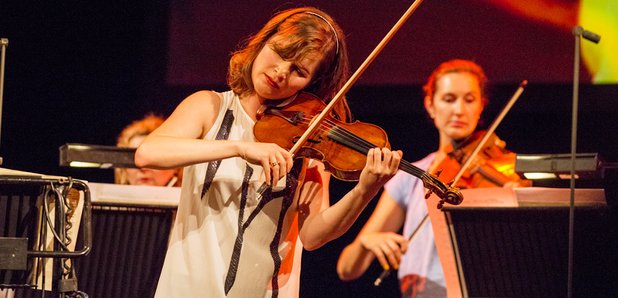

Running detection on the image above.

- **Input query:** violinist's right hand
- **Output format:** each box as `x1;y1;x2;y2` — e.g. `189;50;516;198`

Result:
359;231;408;271
237;141;294;186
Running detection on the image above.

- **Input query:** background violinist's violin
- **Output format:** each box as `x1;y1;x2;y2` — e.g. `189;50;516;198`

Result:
434;130;531;189
429;80;531;191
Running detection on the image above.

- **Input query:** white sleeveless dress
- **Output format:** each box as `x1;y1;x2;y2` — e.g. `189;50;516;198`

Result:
155;91;304;298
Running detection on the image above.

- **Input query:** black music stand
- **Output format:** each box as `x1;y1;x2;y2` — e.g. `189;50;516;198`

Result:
0;169;92;297
443;198;617;297
73;182;178;297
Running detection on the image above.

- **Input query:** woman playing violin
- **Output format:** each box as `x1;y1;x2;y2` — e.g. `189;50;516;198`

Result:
135;7;402;297
337;59;525;297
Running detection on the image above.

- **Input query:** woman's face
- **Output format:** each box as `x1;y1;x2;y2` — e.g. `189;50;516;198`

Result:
425;72;484;142
125;135;177;186
251;42;322;100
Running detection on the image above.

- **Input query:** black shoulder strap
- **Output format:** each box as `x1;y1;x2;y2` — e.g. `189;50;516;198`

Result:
201;109;235;198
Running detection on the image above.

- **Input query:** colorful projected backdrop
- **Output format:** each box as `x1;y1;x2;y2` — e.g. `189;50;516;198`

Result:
166;0;616;86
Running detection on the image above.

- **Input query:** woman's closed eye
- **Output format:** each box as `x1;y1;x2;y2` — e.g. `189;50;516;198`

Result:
464;94;477;103
442;94;456;103
293;64;309;77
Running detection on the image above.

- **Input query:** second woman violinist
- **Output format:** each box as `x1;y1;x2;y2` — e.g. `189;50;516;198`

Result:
135;7;402;297
337;59;527;297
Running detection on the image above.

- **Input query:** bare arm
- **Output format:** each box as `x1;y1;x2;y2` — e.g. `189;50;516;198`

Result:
135;91;293;185
336;190;406;281
135;90;231;168
298;148;402;251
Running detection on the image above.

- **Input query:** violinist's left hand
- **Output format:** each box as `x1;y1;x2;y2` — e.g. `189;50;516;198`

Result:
357;148;402;196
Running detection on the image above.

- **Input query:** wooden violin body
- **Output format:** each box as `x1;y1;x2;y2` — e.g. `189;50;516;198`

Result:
436;130;530;189
254;92;463;206
254;92;387;181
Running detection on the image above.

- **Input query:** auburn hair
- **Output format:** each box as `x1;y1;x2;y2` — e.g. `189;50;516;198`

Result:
423;59;489;107
227;7;352;121
114;114;182;186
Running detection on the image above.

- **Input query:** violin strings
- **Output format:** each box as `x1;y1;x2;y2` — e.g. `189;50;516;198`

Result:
325;122;427;178
295;118;333;135
276;114;448;197
295;116;372;154
291;115;428;178
324;124;448;198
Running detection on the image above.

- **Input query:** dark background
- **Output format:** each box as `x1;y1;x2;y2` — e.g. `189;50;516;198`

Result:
1;1;617;297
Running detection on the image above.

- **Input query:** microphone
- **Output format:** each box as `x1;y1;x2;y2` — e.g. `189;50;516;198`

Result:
572;26;601;43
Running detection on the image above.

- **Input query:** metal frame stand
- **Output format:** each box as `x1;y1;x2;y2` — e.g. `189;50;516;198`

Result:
568;25;600;298
1;176;92;297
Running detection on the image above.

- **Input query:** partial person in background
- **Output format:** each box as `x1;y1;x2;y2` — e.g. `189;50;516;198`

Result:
337;59;528;297
115;114;181;187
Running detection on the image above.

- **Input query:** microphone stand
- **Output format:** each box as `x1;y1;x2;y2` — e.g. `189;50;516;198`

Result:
569;26;600;298
0;38;8;166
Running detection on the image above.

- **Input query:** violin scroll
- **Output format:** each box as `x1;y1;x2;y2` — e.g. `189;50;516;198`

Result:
421;173;463;209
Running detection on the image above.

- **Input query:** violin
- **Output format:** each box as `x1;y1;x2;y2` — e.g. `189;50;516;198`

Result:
434;130;531;189
253;92;463;206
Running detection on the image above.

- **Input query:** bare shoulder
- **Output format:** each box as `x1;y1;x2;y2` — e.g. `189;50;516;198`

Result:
156;90;223;139
180;90;222;112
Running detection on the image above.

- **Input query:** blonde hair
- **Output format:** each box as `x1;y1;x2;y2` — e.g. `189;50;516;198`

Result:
114;114;182;186
227;7;352;121
116;114;165;148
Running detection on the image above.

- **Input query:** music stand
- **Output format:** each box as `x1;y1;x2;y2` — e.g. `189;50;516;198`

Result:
443;188;616;297
0;168;92;297
73;182;179;297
